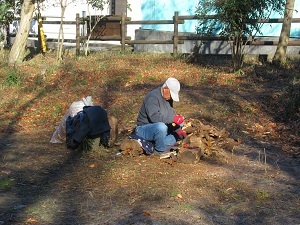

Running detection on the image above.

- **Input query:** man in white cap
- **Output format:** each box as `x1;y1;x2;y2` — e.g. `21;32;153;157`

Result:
134;77;187;155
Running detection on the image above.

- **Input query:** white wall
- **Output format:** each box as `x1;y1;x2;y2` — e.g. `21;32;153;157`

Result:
39;0;111;39
10;0;112;40
126;0;142;39
11;0;141;41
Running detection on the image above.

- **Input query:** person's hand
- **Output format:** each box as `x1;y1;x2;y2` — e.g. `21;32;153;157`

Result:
174;115;184;126
166;123;180;133
176;129;187;139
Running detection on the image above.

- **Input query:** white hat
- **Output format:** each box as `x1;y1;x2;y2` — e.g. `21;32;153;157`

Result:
165;77;180;102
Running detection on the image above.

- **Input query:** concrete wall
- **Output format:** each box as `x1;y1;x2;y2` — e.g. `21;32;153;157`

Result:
134;29;300;56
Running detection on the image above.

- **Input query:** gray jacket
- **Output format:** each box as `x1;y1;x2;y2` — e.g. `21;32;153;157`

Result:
137;87;175;126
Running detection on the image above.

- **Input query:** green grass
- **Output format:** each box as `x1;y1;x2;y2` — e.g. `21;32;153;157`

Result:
0;177;15;191
255;189;270;201
50;103;63;117
177;203;195;211
169;189;181;197
2;70;21;88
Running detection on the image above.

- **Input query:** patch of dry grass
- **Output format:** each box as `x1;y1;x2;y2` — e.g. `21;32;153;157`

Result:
0;51;299;151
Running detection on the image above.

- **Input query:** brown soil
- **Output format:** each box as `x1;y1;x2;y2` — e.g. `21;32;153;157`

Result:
0;52;299;225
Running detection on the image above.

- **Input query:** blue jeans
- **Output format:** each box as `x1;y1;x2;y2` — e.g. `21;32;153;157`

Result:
135;122;177;152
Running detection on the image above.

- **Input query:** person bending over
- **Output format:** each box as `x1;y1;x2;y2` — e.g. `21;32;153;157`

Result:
134;77;187;155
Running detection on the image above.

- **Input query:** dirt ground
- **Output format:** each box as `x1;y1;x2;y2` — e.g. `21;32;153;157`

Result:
0;52;300;225
1;128;300;225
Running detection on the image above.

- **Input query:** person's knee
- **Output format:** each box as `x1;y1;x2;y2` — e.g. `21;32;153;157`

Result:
155;122;168;134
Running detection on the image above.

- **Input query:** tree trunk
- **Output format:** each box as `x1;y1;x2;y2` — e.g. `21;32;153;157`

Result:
272;0;295;66
8;0;35;66
230;36;243;72
56;0;68;62
85;12;104;56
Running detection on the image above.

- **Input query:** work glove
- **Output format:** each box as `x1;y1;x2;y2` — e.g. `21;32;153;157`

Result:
167;115;185;134
174;129;187;140
166;123;180;134
174;115;184;127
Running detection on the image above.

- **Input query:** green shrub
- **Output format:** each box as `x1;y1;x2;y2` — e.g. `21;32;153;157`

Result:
3;70;21;87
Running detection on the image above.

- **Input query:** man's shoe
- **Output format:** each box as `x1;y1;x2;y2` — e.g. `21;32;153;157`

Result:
159;151;177;159
153;149;177;159
153;148;170;155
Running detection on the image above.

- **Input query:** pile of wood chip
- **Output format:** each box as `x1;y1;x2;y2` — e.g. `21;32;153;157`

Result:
178;118;241;164
119;118;241;164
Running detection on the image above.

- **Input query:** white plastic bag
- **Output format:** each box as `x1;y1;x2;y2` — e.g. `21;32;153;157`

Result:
50;96;93;143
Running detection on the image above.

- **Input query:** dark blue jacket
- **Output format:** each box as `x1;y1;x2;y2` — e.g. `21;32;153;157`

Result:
84;106;111;137
72;106;111;142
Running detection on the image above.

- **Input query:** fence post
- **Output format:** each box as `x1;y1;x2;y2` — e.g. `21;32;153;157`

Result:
76;13;80;56
121;12;126;53
173;11;179;55
6;23;10;46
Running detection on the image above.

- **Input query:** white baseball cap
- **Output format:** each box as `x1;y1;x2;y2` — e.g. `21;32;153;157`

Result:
165;77;180;102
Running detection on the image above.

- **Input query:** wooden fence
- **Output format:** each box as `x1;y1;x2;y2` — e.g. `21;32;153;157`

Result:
7;11;300;55
78;11;300;54
119;11;300;54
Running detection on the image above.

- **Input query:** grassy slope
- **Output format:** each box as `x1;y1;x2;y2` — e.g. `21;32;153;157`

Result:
0;51;299;153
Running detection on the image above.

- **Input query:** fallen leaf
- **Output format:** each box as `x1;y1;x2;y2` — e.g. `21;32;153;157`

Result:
26;217;38;223
177;194;183;199
143;212;151;217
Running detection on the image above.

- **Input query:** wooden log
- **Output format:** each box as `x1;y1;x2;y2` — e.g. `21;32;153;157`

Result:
108;115;118;147
177;148;202;164
120;139;143;157
181;118;242;161
89;36;131;41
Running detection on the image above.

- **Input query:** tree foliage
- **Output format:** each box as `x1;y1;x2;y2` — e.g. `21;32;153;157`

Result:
0;1;14;23
85;0;109;10
0;0;21;42
195;0;285;71
0;0;13;47
1;0;23;19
